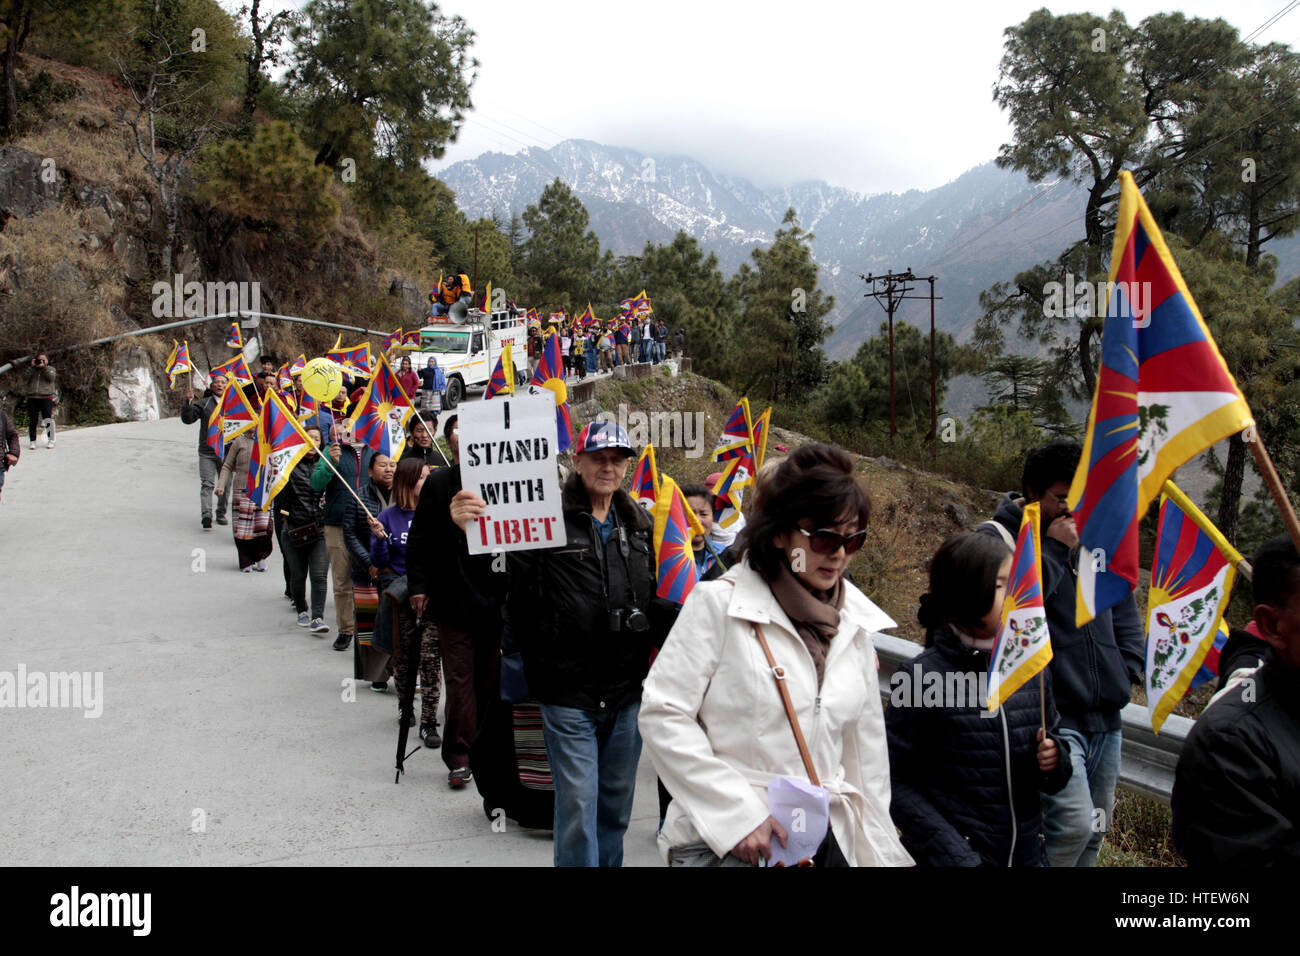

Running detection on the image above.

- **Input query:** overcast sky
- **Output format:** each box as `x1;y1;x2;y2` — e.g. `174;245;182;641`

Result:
258;1;1300;197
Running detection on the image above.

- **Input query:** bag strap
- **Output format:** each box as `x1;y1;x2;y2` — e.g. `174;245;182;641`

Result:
979;519;1016;551
751;622;821;787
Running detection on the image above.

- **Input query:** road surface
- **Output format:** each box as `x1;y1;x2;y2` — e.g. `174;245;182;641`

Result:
0;417;665;866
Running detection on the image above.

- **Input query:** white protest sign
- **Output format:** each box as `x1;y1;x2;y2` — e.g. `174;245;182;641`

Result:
458;391;567;555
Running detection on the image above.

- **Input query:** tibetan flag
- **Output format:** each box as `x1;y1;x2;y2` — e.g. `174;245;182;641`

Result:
327;341;373;378
290;354;306;377
652;476;707;604
632;290;653;317
526;308;542;327
275;362;294;390
248;390;315;510
548;312;567;325
988;502;1052;711
1068;171;1253;627
713;398;754;461
575;304;596;326
1191;621;1230;690
400;330;421;349
751;407;772;471
710;452;754;529
226;322;243;349
483;281;491;312
166;340;191;389
1144;481;1241;733
630;444;660;510
531;332;572;452
210;353;253;387
382;328;403;352
484;343;516;399
206;379;259;459
348;352;414;459
296;388;321;422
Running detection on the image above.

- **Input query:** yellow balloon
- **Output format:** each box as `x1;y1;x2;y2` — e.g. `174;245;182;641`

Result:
302;357;342;403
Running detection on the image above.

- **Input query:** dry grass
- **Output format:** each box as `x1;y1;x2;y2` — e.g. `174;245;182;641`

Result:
1100;791;1184;867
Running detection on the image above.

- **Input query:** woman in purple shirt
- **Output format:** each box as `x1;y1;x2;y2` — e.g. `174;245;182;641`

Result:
379;459;445;747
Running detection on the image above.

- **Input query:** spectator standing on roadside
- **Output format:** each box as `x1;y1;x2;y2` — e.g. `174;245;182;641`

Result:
654;320;669;364
418;357;445;416
396;355;419;403
0;404;18;504
672;329;685;358
24;353;57;449
181;372;232;530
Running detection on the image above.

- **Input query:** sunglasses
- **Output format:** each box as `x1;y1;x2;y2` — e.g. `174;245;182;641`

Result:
795;526;867;556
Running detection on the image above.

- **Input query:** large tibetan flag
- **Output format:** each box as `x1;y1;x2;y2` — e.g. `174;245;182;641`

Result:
348;352;414;459
630;444;660;509
1068;170;1253;627
1144;481;1241;733
988;502;1052;711
713;398;754;461
206;378;259;459
248;390;315;510
652;476;707;604
751;406;772;471
483;343;516;399
210;353;253;387
382;328;403;352
327;340;373;378
531;332;572;453
226;322;243;349
166;340;191;389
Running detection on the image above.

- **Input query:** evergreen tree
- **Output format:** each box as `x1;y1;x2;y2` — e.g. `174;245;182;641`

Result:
521;178;601;309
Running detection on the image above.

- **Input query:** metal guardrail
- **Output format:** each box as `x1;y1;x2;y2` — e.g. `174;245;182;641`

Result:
872;632;1188;805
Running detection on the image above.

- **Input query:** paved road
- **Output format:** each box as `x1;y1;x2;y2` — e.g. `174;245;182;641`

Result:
0;417;664;866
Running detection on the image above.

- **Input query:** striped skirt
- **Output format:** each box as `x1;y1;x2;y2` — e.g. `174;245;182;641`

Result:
232;491;273;570
513;704;554;791
353;584;390;682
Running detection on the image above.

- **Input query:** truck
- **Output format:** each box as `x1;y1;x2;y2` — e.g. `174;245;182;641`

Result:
413;308;530;408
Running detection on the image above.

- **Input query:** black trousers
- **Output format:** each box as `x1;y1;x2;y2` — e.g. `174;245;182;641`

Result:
27;398;53;442
438;620;501;771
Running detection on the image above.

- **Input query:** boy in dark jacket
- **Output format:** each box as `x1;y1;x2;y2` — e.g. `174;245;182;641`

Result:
888;532;1071;866
1172;533;1300;865
974;441;1143;866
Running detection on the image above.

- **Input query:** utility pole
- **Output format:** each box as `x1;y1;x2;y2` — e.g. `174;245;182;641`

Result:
473;223;480;294
859;270;940;446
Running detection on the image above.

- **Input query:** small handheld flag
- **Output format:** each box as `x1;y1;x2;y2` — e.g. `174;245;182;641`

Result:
399;330;421;349
988;502;1053;711
714;398;754;461
382;329;403;352
483;343;516;399
630;444;660;510
226;322;243;349
248;391;315;510
1144;481;1241;733
210;353;253;387
206;379;259;459
166;340;191;389
1068;171;1253;627
652;476;707;604
327;340;373;377
289;354;306;377
751;407;772;472
710;453;754;529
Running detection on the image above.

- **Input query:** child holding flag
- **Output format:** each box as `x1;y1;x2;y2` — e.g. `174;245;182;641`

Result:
885;532;1071;867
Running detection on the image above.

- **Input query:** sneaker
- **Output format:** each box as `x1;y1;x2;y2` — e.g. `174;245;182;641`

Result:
420;723;442;748
202;516;212;530
28;441;35;450
448;767;472;789
296;611;310;627
310;618;329;634
241;566;251;573
45;438;54;448
215;514;228;526
331;633;352;651
253;560;266;572
370;681;387;693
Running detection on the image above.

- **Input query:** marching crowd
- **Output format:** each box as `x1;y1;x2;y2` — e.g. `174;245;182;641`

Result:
169;344;1299;868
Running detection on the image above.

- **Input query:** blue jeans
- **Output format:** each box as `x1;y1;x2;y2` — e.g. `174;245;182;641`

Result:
539;702;642;867
1040;727;1122;867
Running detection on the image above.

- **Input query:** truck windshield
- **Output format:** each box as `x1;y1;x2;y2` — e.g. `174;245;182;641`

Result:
421;331;469;354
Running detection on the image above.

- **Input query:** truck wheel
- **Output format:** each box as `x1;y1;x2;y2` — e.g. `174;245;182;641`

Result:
445;377;464;409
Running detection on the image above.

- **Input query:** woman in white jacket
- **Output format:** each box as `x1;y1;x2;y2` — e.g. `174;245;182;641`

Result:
639;443;912;867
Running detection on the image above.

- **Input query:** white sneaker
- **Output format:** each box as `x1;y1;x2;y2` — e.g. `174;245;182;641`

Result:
241;566;251;573
28;441;36;450
253;560;266;572
46;438;54;448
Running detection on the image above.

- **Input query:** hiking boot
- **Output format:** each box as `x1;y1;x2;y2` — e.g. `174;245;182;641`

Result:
448;767;472;789
420;723;442;748
310;618;329;634
296;611;310;627
331;633;352;651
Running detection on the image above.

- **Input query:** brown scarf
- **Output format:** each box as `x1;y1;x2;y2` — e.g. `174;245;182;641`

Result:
768;562;845;687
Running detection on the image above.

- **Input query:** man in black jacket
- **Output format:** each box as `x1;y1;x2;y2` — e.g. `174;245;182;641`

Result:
450;420;666;866
975;441;1144;866
180;372;232;529
1173;533;1300;865
406;415;504;787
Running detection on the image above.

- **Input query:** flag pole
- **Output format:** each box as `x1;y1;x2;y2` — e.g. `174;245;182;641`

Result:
1245;430;1300;558
301;429;381;527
